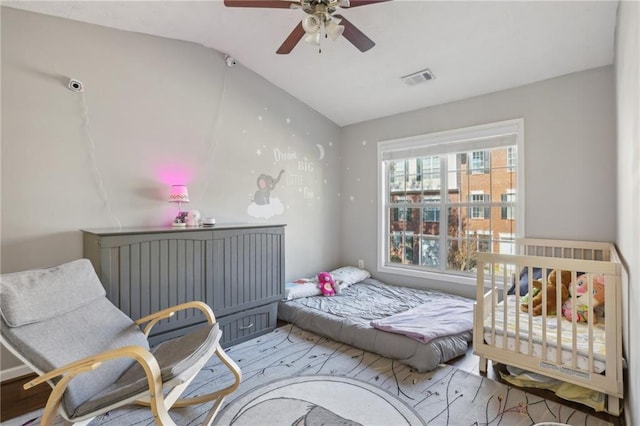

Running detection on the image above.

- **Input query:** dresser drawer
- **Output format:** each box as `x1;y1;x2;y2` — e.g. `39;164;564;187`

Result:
218;303;278;347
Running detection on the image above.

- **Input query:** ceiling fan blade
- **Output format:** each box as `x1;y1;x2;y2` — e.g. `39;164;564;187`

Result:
276;21;306;54
341;0;392;8
223;0;299;9
333;14;375;52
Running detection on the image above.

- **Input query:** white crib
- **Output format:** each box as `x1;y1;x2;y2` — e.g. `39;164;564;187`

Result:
473;238;625;415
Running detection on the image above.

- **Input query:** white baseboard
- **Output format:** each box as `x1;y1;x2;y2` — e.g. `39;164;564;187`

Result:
0;364;32;382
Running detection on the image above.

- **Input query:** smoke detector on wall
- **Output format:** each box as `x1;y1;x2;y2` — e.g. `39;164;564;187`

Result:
68;78;84;92
225;55;237;67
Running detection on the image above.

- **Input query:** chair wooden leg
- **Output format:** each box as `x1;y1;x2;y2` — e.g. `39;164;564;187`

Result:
171;344;242;425
201;397;226;426
172;344;242;408
149;393;177;426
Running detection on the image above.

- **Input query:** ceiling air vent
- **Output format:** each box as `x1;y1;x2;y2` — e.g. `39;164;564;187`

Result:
402;68;435;86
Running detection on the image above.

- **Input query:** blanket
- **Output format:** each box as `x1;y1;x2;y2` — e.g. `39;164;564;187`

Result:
370;298;474;343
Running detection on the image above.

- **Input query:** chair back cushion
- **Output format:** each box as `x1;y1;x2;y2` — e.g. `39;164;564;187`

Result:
1;259;106;326
0;259;149;418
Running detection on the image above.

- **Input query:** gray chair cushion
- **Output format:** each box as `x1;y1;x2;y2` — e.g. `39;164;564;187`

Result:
0;259;105;327
0;259;149;417
1;298;149;417
73;323;221;419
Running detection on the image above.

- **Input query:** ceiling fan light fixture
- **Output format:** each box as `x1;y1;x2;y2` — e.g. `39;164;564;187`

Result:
302;14;321;34
304;32;321;45
326;20;344;40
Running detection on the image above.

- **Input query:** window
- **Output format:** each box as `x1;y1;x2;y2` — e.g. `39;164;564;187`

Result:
470;193;490;219
378;119;524;285
470;151;489;174
422;195;440;223
501;191;516;220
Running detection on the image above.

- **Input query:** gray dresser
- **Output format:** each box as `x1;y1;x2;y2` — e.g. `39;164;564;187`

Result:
82;224;285;347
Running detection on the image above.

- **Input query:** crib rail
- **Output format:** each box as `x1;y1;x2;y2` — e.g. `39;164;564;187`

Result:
472;239;624;415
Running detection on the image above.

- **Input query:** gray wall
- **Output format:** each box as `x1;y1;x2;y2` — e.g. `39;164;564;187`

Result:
615;1;639;424
339;66;617;299
1;7;341;371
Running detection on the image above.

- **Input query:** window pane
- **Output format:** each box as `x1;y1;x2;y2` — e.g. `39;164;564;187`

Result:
389;234;403;264
422;208;440;234
507;147;517;171
389;160;406;195
405;207;421;233
447;207;468;239
447;238;476;272
404;234;418;265
421;156;441;190
389;207;403;232
421;237;440;267
491;150;517;194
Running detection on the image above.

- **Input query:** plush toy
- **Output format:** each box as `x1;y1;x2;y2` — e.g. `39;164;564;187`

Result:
520;269;572;316
317;272;337;297
521;279;569;316
547;269;573;289
562;274;605;322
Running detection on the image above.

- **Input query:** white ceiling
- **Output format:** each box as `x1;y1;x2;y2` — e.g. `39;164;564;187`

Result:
3;0;618;126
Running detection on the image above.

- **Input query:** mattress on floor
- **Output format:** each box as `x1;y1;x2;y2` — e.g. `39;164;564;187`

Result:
278;278;473;372
483;295;607;373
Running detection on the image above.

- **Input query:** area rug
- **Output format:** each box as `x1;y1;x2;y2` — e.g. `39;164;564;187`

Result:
216;375;424;425
7;324;613;426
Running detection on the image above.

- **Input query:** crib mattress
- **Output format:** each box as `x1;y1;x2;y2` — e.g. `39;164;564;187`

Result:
483;295;606;373
278;278;474;372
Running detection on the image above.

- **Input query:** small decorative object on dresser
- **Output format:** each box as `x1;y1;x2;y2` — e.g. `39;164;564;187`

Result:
186;209;201;227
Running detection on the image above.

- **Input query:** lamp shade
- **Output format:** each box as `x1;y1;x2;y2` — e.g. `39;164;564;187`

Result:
302;14;321;34
326;20;344;41
168;185;190;203
304;32;321;46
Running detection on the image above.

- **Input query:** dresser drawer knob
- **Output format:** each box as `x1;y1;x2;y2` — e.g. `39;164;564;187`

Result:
239;323;254;330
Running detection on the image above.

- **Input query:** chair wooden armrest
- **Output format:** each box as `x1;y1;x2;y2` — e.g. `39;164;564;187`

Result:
135;301;215;336
24;345;175;426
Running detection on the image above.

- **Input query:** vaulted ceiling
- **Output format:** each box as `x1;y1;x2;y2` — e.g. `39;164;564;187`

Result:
3;0;618;126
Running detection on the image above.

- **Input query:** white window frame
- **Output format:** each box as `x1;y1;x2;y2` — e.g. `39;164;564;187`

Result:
377;119;525;287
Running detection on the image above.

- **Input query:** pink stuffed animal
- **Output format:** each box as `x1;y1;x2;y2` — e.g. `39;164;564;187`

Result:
562;274;605;323
317;272;337;297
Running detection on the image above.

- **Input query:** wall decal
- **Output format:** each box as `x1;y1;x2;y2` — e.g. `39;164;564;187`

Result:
316;144;325;161
253;170;284;205
248;170;285;219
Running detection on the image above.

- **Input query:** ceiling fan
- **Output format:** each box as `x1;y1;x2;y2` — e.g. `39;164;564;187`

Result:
223;0;392;54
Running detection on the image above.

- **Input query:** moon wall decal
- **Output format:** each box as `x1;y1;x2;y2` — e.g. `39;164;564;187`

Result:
316;144;325;161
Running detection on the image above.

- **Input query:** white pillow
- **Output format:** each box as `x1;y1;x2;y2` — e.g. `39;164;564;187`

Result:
330;266;371;287
283;266;371;300
284;278;320;300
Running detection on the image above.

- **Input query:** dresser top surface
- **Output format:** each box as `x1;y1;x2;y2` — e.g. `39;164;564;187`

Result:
81;223;286;236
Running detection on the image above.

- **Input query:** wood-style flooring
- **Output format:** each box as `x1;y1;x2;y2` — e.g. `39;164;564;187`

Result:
1;340;625;425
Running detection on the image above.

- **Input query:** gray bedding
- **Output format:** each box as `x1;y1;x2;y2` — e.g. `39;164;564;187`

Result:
278;278;474;372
